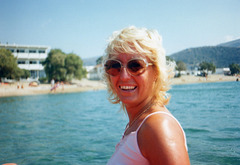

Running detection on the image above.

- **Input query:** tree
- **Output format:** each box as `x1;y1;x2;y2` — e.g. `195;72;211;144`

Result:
229;63;240;75
176;61;187;72
43;49;66;81
166;56;174;62
0;48;18;79
65;53;86;80
96;56;104;65
199;62;216;73
175;61;186;77
43;49;86;82
0;48;29;80
21;69;30;79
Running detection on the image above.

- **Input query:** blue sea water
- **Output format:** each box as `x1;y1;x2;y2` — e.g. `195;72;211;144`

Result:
0;81;239;165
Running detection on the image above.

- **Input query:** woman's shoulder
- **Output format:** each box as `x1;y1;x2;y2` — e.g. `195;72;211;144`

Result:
139;110;184;140
137;110;189;164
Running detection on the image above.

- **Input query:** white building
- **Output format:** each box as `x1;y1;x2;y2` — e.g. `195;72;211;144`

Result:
0;43;50;79
85;64;103;80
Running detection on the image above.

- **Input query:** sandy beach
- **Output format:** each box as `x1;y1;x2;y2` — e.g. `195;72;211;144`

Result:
171;74;238;85
0;75;238;98
0;79;106;98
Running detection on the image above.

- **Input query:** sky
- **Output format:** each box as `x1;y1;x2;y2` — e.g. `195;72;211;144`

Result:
0;0;240;59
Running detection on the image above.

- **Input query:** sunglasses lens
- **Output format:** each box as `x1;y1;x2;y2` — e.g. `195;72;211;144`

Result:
105;60;121;76
127;59;147;75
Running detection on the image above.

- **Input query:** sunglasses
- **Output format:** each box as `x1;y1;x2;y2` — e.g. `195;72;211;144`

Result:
104;58;153;76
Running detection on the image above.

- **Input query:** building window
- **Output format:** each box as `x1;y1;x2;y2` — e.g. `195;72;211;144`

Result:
39;50;45;53
30;70;37;78
30;61;37;64
29;50;37;53
17;61;26;64
17;49;25;53
8;49;15;53
39;70;46;78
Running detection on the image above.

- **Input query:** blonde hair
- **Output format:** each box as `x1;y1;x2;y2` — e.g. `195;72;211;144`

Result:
102;26;175;110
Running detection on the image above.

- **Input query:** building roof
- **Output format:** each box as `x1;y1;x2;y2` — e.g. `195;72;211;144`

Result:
0;43;50;50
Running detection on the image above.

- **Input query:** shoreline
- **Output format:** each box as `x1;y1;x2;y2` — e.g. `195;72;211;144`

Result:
0;75;238;98
0;79;106;98
171;74;238;85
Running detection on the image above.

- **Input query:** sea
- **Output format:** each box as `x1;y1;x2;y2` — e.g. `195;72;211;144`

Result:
0;81;239;165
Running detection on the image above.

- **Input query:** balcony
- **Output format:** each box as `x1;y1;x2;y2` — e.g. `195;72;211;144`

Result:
18;64;44;70
13;53;48;59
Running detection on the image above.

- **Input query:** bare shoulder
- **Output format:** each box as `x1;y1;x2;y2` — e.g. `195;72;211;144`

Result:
137;111;190;165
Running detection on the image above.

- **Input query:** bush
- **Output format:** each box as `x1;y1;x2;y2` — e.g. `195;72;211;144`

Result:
39;77;48;83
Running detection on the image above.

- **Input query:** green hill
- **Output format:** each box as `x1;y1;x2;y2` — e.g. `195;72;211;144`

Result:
169;46;240;68
82;39;240;68
218;38;240;47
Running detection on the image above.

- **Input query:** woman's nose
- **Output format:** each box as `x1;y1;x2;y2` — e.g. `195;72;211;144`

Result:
120;67;131;81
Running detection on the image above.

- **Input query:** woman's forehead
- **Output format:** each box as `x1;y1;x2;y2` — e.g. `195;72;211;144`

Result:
110;53;147;61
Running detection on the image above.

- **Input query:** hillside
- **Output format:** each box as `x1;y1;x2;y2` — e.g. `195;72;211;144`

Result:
84;39;240;68
82;56;99;66
169;46;240;68
218;38;240;47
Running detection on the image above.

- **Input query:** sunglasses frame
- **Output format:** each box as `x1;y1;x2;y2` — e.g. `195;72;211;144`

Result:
104;58;153;76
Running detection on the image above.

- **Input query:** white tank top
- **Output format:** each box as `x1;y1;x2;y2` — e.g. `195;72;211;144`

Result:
107;111;188;165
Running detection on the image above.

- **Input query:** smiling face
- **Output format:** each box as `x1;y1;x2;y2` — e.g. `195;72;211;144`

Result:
109;53;156;108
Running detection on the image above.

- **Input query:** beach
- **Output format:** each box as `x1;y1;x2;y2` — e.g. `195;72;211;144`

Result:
171;74;238;85
0;79;106;98
0;75;238;98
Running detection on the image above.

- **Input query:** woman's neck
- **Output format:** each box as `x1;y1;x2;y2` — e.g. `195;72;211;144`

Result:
125;97;153;123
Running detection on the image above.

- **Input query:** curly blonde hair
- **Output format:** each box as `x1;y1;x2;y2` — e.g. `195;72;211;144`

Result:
102;26;175;110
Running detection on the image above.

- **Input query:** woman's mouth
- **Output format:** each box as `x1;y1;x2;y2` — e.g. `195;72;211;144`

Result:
119;85;137;91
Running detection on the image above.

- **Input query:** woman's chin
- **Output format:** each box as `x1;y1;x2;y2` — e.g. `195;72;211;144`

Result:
120;97;139;106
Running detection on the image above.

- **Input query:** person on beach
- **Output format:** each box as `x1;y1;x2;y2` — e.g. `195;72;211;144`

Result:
51;78;55;88
103;26;190;164
61;81;64;91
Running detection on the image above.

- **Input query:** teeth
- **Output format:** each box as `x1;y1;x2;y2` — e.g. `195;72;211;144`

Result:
120;86;136;90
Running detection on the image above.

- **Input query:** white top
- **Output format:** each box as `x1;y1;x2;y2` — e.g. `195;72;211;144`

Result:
107;111;188;165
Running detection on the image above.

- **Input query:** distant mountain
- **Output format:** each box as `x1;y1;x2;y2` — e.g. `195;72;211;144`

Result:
82;56;100;66
169;39;240;68
218;38;240;48
83;39;240;68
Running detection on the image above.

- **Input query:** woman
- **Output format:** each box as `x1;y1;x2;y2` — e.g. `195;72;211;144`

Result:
103;26;190;165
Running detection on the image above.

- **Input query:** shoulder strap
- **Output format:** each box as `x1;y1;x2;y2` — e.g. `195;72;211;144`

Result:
136;111;171;132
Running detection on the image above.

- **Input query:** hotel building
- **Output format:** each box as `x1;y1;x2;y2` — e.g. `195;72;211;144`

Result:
0;43;50;79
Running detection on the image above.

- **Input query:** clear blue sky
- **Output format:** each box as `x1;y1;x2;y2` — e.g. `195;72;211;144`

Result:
1;0;239;59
